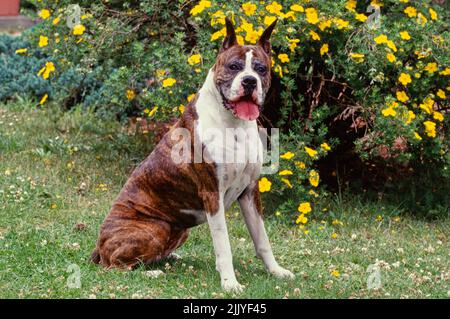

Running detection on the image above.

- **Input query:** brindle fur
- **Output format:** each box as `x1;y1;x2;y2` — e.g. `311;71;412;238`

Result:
91;96;220;268
91;19;276;270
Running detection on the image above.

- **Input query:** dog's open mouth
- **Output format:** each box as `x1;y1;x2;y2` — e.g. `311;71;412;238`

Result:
221;91;261;121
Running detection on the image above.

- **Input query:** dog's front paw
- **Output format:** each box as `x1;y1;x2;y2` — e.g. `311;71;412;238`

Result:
270;267;295;280
221;278;245;293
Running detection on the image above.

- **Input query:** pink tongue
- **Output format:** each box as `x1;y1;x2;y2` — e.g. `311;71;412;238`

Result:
234;100;260;121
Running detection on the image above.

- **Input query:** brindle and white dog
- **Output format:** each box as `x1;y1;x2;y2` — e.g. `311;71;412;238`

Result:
91;18;294;292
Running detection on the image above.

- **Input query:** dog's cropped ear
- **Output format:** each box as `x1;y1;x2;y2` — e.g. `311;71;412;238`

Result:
220;17;237;52
257;19;277;55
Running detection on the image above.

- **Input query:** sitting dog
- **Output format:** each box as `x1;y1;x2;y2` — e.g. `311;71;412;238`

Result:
91;18;294;292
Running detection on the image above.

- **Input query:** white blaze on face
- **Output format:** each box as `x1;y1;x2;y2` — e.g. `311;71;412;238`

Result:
229;50;264;105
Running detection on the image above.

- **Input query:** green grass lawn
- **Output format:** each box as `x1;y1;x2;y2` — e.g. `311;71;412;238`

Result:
0;101;448;299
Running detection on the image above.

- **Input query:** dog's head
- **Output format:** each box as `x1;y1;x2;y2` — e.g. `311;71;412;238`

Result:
213;18;277;121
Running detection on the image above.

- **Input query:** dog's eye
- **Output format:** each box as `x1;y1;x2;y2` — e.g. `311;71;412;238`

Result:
228;63;242;71
255;65;268;74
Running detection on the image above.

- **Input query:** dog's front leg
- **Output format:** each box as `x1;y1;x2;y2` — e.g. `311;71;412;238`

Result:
238;187;295;279
206;200;244;293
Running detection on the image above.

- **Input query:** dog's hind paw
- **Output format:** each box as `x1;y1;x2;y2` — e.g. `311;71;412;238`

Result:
270;267;295;280
145;270;165;278
167;252;182;260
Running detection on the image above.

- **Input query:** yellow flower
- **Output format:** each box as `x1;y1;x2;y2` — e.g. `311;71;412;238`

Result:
210;10;226;26
190;0;211;16
331;269;340;277
52;17;60;25
274;64;283;78
419;97;434;114
399;31;411;40
381;107;396;117
436;89;446;99
278;53;290;63
73;24;86;36
296;214;308;224
424;62;438;74
332;219;343;226
39;35;48;48
334;18;349;29
280;151;295;160
429;8;438;21
423;121;436;138
178;104;185;114
319;19;332;31
346;0;357;12
15;48;27;54
433;112;444;122
386;40;397;52
439;68;450;76
282;11;297;21
374;34;388;44
305;146;318;158
331;232;338;239
320;143;331;151
39;9;51;20
376;215;383;222
242;2;257;16
39;93;48;105
211;27;226;41
309;189;319;197
309;170;320;187
398;73;412;86
37;61;55;79
295;161;306;169
414;132;422;140
162;78;176;88
258;177;272;192
148;106;158;117
264;15;277;26
281;178;293;188
126;89;136;101
396;91;409;103
305;8;319;24
320;44;329;56
355;13;368;22
298;202;312;214
51;203;58;209
309;30;320;41
245;29;261;44
349;53;364;63
279;170;293;176
266;1;283;16
287;37;300;52
187;93;196;102
188;54;202;65
386;53;396;63
290;4;304;12
405;110;415;125
404;6;417;18
417;12;427;26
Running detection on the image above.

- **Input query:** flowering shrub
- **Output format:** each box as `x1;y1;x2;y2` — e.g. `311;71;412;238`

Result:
14;0;450;221
0;34;50;101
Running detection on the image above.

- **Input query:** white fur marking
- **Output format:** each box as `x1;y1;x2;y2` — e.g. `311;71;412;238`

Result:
229;50;264;105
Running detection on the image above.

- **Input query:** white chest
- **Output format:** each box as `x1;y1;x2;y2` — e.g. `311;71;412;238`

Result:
203;125;263;210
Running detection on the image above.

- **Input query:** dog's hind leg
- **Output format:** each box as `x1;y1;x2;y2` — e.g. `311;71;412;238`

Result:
96;217;188;269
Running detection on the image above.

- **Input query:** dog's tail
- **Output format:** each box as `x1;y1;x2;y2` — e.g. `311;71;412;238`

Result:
90;248;101;264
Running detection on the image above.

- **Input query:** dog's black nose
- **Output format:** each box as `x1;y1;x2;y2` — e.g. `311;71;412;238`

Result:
242;76;257;91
